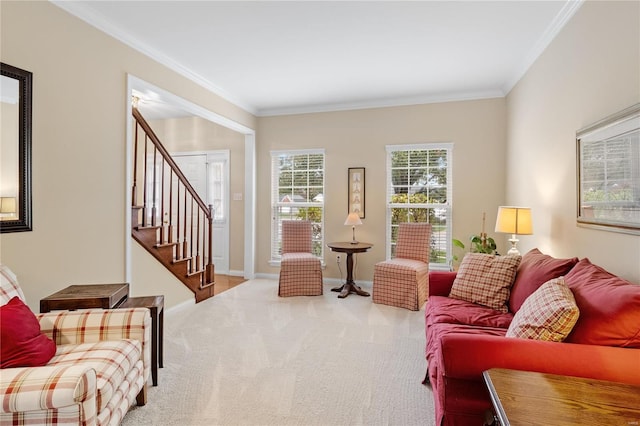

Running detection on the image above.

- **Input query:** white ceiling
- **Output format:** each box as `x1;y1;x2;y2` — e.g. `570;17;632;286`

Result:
53;1;582;117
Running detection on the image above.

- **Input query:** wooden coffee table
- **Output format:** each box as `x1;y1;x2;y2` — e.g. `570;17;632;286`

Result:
40;283;129;313
483;368;640;425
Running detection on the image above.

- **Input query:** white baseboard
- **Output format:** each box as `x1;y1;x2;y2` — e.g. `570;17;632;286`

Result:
166;298;196;315
254;272;278;280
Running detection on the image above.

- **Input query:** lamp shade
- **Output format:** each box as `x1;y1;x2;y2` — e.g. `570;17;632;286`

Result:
344;212;362;226
0;197;17;214
495;206;533;235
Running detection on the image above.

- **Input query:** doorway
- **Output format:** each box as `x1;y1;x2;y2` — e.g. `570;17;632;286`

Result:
126;75;256;289
172;151;230;274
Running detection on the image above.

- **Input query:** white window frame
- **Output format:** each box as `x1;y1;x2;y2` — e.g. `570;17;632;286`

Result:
269;149;325;266
385;143;453;270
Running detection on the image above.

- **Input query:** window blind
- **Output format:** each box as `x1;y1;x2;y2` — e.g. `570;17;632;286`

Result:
270;149;325;261
385;143;453;267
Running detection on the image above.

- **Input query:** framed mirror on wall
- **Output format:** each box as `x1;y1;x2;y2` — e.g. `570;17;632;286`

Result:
577;103;640;235
1;63;32;233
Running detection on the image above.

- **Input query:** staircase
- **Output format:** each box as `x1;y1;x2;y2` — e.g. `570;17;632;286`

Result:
131;107;215;302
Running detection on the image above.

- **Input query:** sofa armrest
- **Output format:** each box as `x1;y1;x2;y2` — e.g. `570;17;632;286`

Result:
0;365;97;413
38;308;152;384
440;333;640;385
429;271;457;297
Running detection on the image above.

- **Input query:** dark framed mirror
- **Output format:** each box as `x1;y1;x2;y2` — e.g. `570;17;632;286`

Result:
1;63;32;233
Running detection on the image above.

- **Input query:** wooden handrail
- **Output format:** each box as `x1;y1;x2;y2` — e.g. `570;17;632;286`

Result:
133;107;211;215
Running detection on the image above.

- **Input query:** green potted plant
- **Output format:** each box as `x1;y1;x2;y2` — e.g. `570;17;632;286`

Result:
450;234;498;270
450;213;499;270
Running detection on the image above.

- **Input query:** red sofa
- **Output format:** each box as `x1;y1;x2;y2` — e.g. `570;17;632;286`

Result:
424;249;640;425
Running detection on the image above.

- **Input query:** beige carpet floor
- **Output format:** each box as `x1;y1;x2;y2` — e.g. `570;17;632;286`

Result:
121;279;435;425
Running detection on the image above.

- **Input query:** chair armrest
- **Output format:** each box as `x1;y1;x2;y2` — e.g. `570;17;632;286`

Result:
440;333;640;384
0;365;96;413
37;308;152;383
429;271;457;296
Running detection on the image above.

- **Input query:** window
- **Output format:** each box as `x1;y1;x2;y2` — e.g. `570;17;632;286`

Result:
386;144;452;269
207;153;228;222
270;150;325;263
577;104;640;234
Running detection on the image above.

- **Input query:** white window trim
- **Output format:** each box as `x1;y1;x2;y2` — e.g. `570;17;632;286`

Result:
269;149;326;267
385;143;453;270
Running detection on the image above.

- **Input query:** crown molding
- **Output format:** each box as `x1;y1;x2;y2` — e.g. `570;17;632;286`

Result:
50;0;257;115
50;0;581;118
256;90;505;117
502;0;584;94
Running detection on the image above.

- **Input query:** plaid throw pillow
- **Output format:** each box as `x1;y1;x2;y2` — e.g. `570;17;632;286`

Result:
449;253;521;313
506;277;580;341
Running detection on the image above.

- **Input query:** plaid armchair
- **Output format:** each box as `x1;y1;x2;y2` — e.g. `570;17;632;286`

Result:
0;265;151;425
372;223;432;310
278;220;323;297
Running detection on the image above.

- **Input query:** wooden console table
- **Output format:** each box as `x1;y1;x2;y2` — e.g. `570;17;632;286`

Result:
327;241;373;298
483;368;640;425
40;283;129;313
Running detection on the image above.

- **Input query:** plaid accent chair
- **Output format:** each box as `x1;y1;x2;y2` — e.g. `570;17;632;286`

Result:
372;223;431;311
278;220;323;297
0;265;151;426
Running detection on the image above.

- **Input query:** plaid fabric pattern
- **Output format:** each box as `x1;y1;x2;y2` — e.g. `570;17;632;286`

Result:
0;274;150;425
50;340;142;414
449;253;521;313
278;253;323;297
97;359;144;426
395;223;432;263
373;259;429;311
0;365;98;425
37;308;151;386
281;220;313;254
278;221;323;297
0;264;26;305
372;223;431;311
506;277;580;342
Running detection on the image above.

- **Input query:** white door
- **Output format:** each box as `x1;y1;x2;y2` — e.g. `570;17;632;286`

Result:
173;151;230;274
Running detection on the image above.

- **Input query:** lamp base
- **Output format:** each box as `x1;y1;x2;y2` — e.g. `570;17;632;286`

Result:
507;235;520;256
350;226;358;244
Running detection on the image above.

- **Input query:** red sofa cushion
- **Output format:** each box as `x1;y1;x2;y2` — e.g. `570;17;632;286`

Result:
564;258;640;348
428;271;457;297
509;248;579;313
0;297;57;368
426;296;513;329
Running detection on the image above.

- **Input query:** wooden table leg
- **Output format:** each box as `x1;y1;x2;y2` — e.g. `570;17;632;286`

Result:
332;252;370;298
159;305;164;368
120;295;164;386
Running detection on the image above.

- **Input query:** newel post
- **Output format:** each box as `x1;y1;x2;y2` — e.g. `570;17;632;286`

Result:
206;204;215;284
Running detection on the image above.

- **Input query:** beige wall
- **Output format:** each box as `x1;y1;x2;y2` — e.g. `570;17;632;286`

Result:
506;1;640;283
0;1;255;311
256;99;507;280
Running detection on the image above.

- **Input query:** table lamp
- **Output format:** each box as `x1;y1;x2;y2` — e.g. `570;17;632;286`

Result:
344;212;362;244
0;197;17;217
494;206;533;256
